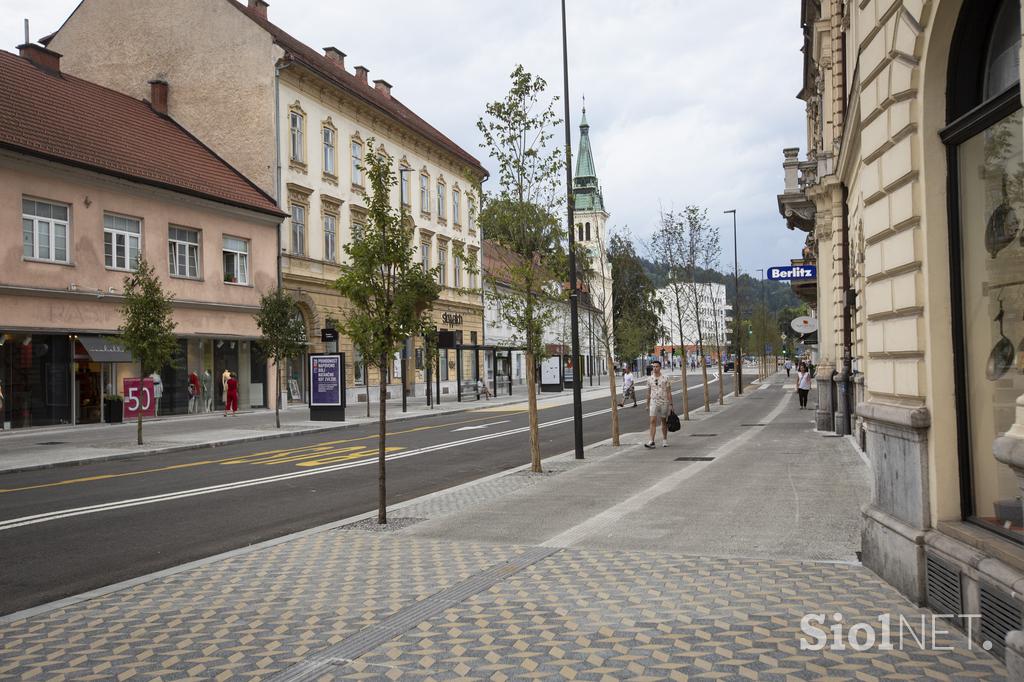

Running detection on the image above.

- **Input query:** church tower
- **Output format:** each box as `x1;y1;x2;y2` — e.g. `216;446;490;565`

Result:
573;106;613;357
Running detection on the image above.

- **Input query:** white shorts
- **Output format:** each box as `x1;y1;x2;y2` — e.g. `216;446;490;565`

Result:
649;402;669;419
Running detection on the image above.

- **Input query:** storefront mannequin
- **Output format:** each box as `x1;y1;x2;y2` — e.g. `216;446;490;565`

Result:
202;370;213;413
149;371;163;417
221;368;230;407
188;371;201;414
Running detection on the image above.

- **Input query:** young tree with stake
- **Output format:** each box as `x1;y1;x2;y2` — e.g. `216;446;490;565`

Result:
118;257;177;445
478;65;567;473
335;140;441;524
254;289;308;429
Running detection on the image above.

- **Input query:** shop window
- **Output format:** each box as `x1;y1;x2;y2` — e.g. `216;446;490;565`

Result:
943;0;1024;540
22;198;69;263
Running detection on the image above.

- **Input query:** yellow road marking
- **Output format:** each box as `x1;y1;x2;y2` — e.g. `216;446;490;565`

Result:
295;446;403;467
0;409;515;495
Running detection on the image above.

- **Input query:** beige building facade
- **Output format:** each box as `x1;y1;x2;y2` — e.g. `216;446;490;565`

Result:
779;0;1024;663
46;0;488;406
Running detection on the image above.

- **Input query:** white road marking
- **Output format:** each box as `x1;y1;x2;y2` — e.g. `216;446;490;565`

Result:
451;420;510;432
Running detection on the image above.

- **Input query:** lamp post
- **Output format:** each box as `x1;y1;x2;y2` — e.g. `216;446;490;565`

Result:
723;209;742;395
399;166;413;413
756;268;767;380
561;0;584;460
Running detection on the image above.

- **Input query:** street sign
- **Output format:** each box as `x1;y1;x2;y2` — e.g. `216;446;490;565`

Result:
766;265;816;281
123;377;155;419
320;328;338;343
791;316;819;334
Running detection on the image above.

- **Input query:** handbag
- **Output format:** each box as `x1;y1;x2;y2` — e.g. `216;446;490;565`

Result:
667;410;681;432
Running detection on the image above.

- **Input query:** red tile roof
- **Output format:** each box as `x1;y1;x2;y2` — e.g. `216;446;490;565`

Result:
227;1;488;180
0;49;284;217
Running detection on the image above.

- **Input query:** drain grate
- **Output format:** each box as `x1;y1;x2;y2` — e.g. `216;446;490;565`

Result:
690;433;717;437
35;441;67;446
675;456;714;461
740;423;767;427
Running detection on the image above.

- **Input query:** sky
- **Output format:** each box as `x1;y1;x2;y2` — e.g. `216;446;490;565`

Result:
1;0;808;275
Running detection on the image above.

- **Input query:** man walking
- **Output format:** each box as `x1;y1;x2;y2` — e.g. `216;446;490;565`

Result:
784;358;793;378
645;360;674;449
619;367;636;408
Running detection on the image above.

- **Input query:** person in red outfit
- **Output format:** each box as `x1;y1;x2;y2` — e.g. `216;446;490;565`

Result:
224;372;239;416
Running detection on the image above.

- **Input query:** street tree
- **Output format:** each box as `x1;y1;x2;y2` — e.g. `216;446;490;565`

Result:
254;289;308;429
578;230;620;445
651;208;693;420
682;206;720;413
335;140;441;524
609;231;663;368
478;65;566;473
118;257;177;445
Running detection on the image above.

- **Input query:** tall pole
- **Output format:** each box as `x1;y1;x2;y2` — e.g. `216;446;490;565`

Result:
757;268;766;379
724;210;742;395
561;0;584;460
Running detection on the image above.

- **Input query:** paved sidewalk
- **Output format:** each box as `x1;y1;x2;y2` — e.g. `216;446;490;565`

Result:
0;371;647;474
0;373;1006;680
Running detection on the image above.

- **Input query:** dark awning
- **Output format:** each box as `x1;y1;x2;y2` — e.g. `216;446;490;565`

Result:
79;336;134;362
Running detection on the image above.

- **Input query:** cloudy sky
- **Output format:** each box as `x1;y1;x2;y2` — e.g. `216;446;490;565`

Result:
1;0;807;274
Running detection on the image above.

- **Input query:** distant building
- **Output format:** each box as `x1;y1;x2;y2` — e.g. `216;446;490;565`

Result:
0;46;283;429
656;283;731;363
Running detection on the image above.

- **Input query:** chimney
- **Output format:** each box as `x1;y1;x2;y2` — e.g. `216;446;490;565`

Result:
17;43;61;73
149;79;169;115
247;0;269;19
354;65;369;85
323;47;346;70
373;79;392;97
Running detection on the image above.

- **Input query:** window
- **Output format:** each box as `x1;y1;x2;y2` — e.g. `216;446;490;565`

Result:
290;203;305;256
438;245;447;286
354;349;365;386
578;224;584;241
468;250;478;288
222;236;249;285
324;214;337;262
437;181;447;219
452;188;461;225
168;226;200;278
289;110;304;163
420;241;431;272
420;173;430;214
22;198;69;263
943;0;1024;542
453;253;463;288
400;168;411;207
103;213;141;271
351;140;363;186
585;222;591;241
323;126;336;176
467;196;476;231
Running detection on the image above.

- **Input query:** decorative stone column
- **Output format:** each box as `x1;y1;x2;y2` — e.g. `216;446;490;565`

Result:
835;367;852;435
815;360;835;431
858;402;931;603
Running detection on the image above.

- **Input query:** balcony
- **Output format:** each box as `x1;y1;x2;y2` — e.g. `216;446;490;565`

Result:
777;147;816;232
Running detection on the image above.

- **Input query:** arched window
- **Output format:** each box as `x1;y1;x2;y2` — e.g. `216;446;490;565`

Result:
585;222;591;241
942;0;1022;538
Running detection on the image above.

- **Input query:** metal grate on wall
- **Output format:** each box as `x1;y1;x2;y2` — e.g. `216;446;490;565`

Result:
980;584;1023;659
925;554;963;628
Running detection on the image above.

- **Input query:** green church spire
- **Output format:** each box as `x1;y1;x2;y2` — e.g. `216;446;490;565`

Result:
573;104;604;212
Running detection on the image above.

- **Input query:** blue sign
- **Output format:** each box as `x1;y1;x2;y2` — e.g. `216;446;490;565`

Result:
310;354;343;406
766;265;816;281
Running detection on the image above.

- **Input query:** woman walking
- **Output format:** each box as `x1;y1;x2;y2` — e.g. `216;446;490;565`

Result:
796;362;812;410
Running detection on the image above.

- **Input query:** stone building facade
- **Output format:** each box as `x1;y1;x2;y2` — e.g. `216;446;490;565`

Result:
44;0;487;406
779;0;1024;664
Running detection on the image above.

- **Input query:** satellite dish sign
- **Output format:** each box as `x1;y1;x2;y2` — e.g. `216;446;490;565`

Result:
791;316;818;334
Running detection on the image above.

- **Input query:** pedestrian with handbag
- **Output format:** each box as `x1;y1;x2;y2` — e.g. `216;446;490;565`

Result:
796;362;812;409
644;360;674;449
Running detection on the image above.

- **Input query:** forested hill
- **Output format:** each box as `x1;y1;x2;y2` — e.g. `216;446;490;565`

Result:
638;256;802;317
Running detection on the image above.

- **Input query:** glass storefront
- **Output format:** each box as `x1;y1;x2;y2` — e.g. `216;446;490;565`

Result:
0;333;72;429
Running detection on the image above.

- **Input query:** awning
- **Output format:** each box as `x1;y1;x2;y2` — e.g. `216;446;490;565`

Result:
79;336;134;362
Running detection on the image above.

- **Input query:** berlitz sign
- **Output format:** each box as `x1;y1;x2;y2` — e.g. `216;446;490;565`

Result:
766;265;817;281
441;312;463;327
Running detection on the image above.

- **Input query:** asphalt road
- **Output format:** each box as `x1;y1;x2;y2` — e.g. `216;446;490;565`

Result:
0;371;744;616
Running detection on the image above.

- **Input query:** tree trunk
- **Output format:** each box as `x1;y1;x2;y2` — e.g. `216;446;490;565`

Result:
607;354;620;446
377;358;387;524
717;347;725;405
677;324;690;421
274;359;281;429
699;347;710;411
365;372;371;418
525;351;541;472
137;412;143;446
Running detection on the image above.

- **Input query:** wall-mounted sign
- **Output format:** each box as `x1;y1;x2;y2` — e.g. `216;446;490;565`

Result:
791;316;819;334
320;328;338;342
441;312;464;327
309;354;342;407
766;265;817;281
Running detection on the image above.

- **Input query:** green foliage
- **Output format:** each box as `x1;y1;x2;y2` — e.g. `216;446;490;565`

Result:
334;139;441;368
254;289;307;365
477;66;567;359
118;257;177;375
609;231;663;361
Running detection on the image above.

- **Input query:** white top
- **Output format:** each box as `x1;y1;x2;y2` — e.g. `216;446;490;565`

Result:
150;372;163;398
623;372;634;390
797;371;812;390
648;374;671;406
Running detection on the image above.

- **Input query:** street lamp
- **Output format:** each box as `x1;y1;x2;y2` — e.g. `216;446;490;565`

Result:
723;209;742;395
399;166;413;413
561;0;584;459
756;267;767;380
